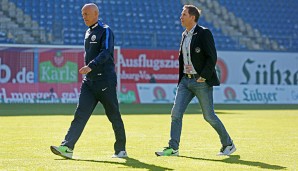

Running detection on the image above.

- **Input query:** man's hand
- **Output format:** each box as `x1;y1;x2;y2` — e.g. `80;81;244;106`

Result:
196;76;206;83
79;66;92;74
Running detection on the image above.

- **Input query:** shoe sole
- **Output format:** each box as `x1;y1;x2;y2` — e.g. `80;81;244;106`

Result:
155;152;179;156
155;152;161;156
112;155;128;158
50;146;72;159
112;151;128;158
217;146;236;156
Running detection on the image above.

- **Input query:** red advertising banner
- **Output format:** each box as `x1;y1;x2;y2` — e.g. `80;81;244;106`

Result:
1;47;181;85
0;83;139;104
0;83;80;103
119;49;179;83
38;48;85;83
0;47;34;83
118;83;140;103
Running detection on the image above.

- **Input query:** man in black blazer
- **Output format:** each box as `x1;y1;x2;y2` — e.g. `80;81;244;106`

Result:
156;5;236;156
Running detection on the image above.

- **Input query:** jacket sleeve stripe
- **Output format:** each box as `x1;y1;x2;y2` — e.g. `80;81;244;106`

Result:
105;28;109;49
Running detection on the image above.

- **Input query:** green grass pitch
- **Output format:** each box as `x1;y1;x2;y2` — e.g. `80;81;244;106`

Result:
0;104;297;170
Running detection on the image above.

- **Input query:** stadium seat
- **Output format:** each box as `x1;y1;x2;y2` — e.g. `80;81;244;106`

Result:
217;0;298;51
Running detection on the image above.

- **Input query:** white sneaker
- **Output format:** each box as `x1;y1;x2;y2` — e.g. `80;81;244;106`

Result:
217;143;236;156
112;151;128;158
50;145;73;159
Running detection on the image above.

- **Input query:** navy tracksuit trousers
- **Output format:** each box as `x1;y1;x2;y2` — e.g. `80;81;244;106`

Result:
61;79;126;153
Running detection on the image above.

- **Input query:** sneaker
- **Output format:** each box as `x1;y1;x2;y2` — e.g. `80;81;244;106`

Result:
217;143;236;156
50;145;73;159
155;147;179;156
112;151;128;158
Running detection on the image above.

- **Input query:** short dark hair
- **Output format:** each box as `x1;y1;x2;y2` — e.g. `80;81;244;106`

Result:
183;5;201;22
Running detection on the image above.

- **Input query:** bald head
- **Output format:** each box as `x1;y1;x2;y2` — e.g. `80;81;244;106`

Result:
81;3;99;26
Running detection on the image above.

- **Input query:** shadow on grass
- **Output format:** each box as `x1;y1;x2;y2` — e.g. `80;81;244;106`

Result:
179;155;286;170
56;157;173;171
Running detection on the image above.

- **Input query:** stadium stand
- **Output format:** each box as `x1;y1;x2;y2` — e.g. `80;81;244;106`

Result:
217;0;298;51
0;0;297;51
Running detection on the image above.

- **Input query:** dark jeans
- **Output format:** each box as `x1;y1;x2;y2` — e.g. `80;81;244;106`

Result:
61;79;126;153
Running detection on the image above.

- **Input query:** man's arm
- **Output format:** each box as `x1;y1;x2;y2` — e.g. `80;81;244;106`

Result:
87;27;114;70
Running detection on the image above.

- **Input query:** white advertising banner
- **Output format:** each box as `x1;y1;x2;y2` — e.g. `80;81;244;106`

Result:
216;51;298;85
137;84;177;104
136;83;199;104
213;85;298;104
137;83;298;104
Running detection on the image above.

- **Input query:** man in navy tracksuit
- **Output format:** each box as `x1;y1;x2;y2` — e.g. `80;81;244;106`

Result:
50;3;127;159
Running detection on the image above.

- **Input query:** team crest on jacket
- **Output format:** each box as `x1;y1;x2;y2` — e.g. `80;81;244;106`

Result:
195;47;200;53
91;35;96;41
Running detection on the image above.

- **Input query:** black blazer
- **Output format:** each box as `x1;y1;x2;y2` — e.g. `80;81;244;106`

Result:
178;25;220;87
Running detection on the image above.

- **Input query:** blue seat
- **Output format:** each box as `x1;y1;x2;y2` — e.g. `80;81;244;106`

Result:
218;0;298;50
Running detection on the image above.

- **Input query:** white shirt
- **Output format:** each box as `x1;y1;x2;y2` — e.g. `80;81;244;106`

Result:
182;25;197;74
